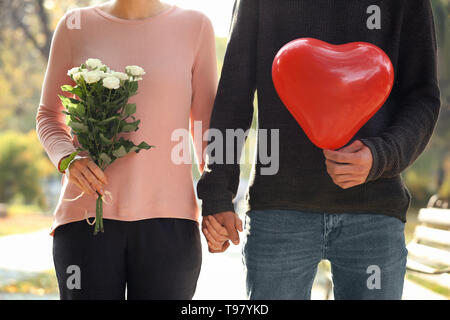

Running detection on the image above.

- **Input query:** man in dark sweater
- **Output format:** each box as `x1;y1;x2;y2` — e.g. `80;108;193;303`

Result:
198;0;441;299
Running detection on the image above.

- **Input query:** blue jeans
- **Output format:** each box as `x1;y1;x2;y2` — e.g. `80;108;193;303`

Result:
242;210;407;300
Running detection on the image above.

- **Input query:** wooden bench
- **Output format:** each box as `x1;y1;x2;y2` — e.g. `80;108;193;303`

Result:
406;195;450;292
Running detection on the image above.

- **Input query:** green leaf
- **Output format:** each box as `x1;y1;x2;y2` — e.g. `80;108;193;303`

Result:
61;85;84;99
68;120;88;133
69;98;80;104
61;85;74;92
99;153;112;166
125;103;136;116
69;115;83;123
58;94;71;109
137;141;152;150
77;104;86;116
68;104;85;117
71;86;83;98
67;106;78;116
112;145;127;158
121;120;140;132
98;116;120;126
99;133;113;145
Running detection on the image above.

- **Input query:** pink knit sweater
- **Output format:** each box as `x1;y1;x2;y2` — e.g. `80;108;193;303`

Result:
36;4;218;235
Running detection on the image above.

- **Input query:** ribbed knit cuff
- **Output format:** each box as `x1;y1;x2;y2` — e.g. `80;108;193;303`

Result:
200;197;235;216
359;137;382;183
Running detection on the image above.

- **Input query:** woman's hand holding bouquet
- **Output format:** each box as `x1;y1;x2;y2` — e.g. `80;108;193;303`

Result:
59;58;152;234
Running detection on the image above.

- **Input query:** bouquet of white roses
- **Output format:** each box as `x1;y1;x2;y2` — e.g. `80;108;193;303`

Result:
59;58;152;235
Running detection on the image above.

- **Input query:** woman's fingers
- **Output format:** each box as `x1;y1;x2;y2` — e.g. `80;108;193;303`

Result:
202;227;223;249
202;217;232;253
208;240;230;253
71;170;96;195
202;227;229;251
221;241;230;251
80;165;105;196
87;161;108;185
70;176;85;192
66;157;105;197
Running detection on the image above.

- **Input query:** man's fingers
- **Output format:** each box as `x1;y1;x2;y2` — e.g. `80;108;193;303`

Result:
205;219;228;242
325;160;359;175
336;140;364;153
323;140;365;163
333;174;361;183
235;214;243;232
207;215;229;237
337;180;361;189
323;149;360;164
224;219;240;245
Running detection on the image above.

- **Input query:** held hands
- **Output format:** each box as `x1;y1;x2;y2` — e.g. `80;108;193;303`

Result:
66;155;108;197
323;140;373;189
201;211;243;253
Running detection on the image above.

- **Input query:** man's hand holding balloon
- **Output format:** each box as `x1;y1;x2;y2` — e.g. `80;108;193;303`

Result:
323;140;373;189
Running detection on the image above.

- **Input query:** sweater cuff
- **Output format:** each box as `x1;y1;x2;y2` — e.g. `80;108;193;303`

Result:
200;197;235;216
359;138;382;183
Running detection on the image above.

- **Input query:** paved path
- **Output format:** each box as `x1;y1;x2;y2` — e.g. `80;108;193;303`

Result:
0;229;446;300
0;229;53;274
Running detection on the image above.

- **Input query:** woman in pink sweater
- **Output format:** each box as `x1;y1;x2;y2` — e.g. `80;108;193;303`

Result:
36;0;217;299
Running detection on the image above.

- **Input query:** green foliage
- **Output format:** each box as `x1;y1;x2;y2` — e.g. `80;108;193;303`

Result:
0;130;54;206
59;66;152;171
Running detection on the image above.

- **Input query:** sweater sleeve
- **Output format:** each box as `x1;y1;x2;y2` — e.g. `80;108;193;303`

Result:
36;12;78;173
360;0;441;182
190;14;218;174
196;0;258;216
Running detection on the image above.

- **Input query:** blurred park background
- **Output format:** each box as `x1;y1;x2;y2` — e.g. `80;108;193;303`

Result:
0;0;449;299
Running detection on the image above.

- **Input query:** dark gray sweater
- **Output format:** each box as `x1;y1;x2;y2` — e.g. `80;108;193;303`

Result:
197;0;441;222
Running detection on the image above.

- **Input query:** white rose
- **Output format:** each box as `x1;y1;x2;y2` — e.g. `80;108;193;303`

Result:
85;58;104;70
72;72;82;82
111;71;129;81
125;65;146;77
102;76;120;89
67;67;79;77
73;70;87;82
84;71;102;84
98;71;109;79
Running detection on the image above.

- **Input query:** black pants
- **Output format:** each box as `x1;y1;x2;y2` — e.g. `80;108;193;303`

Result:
53;218;202;300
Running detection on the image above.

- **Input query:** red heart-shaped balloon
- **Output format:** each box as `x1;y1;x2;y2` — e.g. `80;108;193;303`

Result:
272;38;394;150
